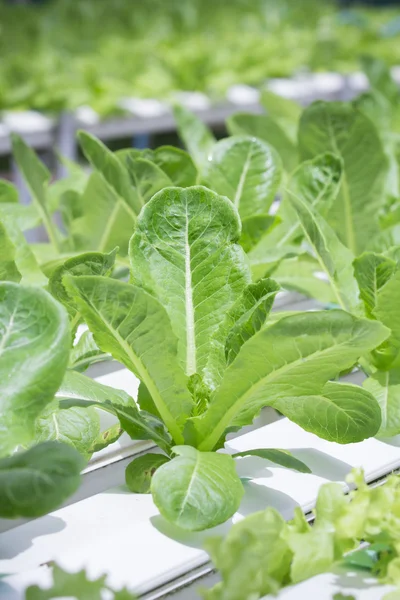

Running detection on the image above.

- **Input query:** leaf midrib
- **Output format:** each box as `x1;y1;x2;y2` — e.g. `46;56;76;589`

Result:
184;205;196;376
233;144;253;210
177;452;200;520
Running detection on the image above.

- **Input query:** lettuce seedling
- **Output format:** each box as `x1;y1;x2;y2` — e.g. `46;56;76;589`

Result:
59;185;388;530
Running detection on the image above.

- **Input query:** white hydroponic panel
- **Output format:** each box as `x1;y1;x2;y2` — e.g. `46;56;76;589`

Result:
1;417;400;599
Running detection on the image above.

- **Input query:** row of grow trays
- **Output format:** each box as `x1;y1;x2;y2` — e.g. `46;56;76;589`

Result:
2;56;400;599
0;67;394;157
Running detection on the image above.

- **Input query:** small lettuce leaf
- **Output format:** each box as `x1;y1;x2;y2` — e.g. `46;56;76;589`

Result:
0;181;40;231
78;131;140;216
49;248;117;331
287;528;334;583
363;369;400;438
372;270;400;368
203;136;282;219
173;105;216;171
273;381;381;444
224;278;280;365
125;157;173;206
63;276;193;444
0;180;18;204
0;441;85;518
354;252;397;318
125;453;170;493
62;172;136;256
151;445;244;531
0;283;70;456
239;214;278;253
0;215;47;286
146;146;197;187
287;183;359;312
0;221;21;282
260;89;302;133
192;311;389;451
11;134;61;250
129;186;250;386
247;152;342;280
227;112;298;173
233;448;311;473
60;398;172;454
298;101;388;254
69;330;111;372
89;423;123;454
34;400;100;460
202;508;291;599
57;369;134;407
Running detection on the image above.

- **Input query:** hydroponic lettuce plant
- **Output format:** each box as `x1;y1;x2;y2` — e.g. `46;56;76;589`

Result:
202;469;400;600
56;184;389;531
0;281;85;518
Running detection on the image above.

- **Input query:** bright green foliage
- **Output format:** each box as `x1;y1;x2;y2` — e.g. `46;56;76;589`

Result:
25;563;137;600
129;186;250;387
0;215;47;286
0;282;70;456
0;221;21;283
354;252;397;318
78;131;140;216
125;453;170;493
203;469;400;599
298;101;388;254
151;445;244;531
173;105;216;171
247;152;343;284
68;330;111;372
64;276;194;443
192;311;386;450
227;113;298;173
287;177;359;312
49;248;117;332
1;0;400;115
11;135;61;251
0;441;85;518
34;401;100;460
203;136;282;219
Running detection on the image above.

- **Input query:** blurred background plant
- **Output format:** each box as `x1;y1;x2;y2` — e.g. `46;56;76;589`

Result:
2;0;400;116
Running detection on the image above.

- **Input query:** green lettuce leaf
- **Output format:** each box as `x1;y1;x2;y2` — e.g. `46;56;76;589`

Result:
192;310;388;450
63;275;193;443
227;112;298;173
125;453;170;493
0;441;85;518
173;105;216;171
151;445;244;530
298;101;388;254
129;186;250;387
0;282;70;455
203;135;282;219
